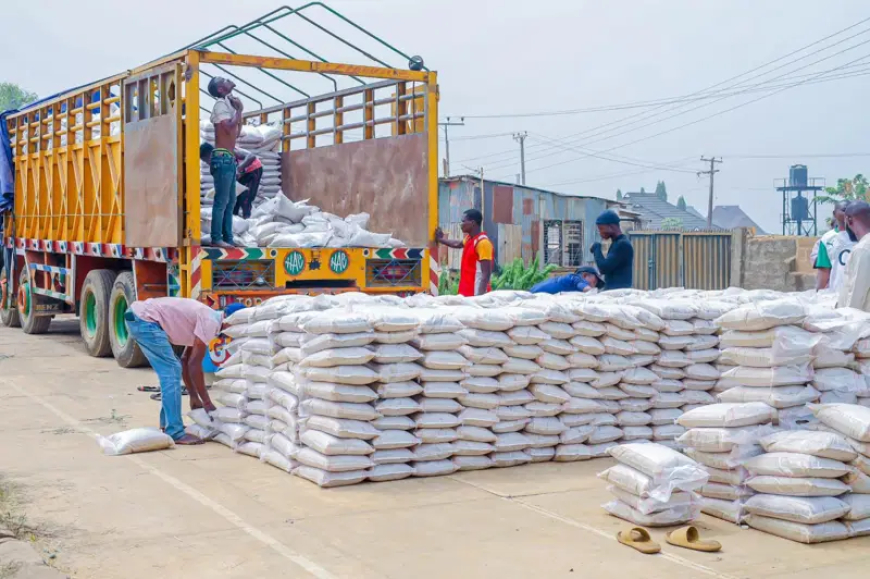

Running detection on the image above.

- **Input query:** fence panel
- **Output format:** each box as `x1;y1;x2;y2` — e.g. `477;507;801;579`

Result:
628;231;732;290
683;232;732;290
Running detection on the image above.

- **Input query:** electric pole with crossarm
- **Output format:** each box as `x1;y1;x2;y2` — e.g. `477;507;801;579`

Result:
699;156;723;228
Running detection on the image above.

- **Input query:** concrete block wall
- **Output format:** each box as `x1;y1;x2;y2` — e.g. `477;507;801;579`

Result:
732;234;818;292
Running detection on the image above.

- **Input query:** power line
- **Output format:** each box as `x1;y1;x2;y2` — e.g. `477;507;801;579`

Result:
455;63;870;120
458;67;870;168
456;17;870;167
524;132;698;174
493;48;870;178
725;152;870;159
543;158;699;188
447;131;515;141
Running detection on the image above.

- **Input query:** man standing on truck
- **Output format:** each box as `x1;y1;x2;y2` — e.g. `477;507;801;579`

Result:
435;209;493;297
207;77;244;248
200;143;263;219
591;209;633;291
124;298;238;444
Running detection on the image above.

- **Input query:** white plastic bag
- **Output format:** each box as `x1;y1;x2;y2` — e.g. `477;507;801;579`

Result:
745;515;849;543
98;427;175;456
759;430;857;461
607;443;709;500
810;403;870;442
677;402;776;428
603;499;699;527
743;494;850;524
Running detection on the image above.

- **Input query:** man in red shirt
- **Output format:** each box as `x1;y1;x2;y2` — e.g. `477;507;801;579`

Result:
436;208;494;297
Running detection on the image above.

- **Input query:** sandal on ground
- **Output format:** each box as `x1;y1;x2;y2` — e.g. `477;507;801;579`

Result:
616;527;660;554
665;526;721;553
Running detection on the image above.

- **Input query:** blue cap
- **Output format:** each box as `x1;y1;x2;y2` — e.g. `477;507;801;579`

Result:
595;210;621;225
224;303;246;318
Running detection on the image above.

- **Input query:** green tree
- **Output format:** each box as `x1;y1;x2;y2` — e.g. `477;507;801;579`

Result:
677;195;687;211
640;186;646;194
660;217;683;230
0;82;38;112
655;180;668;202
616;188;623;200
817;174;868;205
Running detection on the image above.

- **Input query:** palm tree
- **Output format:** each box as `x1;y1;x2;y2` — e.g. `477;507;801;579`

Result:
817;174;868;205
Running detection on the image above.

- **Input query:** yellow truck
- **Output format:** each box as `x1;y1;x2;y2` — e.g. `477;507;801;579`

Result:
0;5;439;367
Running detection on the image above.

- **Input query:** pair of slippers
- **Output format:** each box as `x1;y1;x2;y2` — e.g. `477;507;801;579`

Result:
617;525;721;555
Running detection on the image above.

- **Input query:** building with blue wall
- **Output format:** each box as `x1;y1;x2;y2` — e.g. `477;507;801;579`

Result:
438;176;616;270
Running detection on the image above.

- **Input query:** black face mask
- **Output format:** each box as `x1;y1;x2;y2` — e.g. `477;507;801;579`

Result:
847;226;858;242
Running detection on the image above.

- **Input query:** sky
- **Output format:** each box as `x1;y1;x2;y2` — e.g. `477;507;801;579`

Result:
2;0;869;233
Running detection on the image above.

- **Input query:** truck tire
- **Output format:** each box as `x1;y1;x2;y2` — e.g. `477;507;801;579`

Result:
109;272;148;368
0;267;20;328
18;269;52;334
80;269;117;357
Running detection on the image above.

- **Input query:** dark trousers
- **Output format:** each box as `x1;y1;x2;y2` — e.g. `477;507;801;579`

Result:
235;167;262;219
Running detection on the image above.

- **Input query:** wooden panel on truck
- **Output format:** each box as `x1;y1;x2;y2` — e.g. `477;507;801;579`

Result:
283;134;428;248
123;65;182;249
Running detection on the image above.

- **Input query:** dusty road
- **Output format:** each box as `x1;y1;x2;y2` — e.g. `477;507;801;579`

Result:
2;318;870;578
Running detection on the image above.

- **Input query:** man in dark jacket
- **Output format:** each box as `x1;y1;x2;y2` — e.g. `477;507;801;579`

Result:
591;209;633;290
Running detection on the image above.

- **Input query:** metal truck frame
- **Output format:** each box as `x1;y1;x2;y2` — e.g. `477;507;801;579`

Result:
1;13;439;368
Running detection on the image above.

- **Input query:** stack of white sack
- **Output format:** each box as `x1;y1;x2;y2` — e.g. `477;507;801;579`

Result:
677;402;778;524
630;297;725;450
802;307;870;408
235;194;406;249
598;442;708;526
806;404;870;539
545;296;671;456
852;336;870;408
201;305;281;457
282;304;386;487
742;423;858;543
714;299;821;428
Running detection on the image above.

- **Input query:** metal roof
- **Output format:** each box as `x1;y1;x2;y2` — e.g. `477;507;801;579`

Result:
712;205;766;234
441;175;609;202
623;192;720;230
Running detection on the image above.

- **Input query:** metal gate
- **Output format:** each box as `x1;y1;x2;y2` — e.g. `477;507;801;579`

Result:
629;231;732;290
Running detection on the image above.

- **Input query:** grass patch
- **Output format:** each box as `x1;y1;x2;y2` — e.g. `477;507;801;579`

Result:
0;478;40;542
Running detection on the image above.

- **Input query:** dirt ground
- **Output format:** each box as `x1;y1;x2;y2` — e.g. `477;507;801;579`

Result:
2;318;870;578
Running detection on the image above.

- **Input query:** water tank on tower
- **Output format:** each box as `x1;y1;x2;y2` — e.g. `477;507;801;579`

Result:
791;194;809;222
789;164;808;188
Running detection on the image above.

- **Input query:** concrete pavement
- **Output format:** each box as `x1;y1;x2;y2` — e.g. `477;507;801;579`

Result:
2;317;869;578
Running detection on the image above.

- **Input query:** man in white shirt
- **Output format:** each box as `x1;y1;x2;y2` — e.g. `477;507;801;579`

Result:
815;202;854;292
837;201;870;311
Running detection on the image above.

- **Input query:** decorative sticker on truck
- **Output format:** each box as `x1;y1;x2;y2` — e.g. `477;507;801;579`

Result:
329;250;349;274
284;251;306;275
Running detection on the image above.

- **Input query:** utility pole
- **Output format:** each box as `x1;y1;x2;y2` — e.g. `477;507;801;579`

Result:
438;116;465;177
513;131;528;185
698;156;723;228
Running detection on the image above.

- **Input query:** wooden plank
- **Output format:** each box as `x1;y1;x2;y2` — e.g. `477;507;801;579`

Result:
123;114;181;247
283;134;429;248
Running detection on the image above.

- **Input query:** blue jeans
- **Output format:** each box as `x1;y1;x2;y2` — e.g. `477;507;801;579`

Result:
124;311;185;440
210;150;237;244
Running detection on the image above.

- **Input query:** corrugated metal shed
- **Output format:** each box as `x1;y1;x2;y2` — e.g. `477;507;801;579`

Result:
438;176;611;269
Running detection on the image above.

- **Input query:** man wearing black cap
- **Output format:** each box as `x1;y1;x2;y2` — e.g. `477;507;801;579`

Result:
591;209;633;290
531;266;603;294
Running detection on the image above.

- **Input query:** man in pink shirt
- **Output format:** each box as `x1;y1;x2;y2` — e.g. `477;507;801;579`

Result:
125;297;227;444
